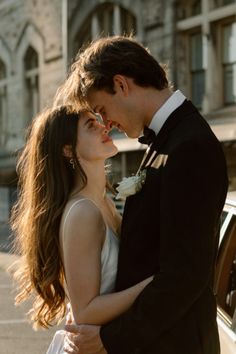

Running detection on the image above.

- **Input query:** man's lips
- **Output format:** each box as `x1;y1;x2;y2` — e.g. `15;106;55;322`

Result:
117;124;124;133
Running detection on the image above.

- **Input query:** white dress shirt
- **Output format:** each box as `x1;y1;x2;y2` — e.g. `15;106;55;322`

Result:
149;90;186;135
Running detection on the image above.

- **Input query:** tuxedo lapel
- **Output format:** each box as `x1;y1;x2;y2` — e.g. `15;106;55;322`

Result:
153;100;197;150
139;100;197;170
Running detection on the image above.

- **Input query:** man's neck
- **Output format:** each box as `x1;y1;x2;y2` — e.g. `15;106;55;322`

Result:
143;87;173;128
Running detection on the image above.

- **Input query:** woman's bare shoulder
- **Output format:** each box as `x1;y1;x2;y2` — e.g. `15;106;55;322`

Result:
61;198;105;243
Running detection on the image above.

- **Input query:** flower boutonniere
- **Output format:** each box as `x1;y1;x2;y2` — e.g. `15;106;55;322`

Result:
115;169;147;200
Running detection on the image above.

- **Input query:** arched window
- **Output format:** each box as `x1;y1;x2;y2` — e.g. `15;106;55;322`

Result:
0;59;7;146
24;46;39;123
74;3;136;57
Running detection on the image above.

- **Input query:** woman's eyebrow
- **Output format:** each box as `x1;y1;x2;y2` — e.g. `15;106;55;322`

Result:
84;118;95;126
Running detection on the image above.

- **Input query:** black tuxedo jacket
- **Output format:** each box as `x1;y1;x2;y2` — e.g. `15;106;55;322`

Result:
100;100;228;354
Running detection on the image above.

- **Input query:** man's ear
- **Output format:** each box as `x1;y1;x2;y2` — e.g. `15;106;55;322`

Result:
63;145;72;158
113;75;129;96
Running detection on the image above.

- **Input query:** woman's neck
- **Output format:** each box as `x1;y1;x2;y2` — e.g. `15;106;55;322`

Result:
72;160;107;204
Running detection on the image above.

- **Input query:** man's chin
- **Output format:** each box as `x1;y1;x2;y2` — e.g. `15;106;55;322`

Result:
125;131;140;139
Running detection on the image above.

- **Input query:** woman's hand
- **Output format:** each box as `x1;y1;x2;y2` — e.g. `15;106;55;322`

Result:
64;324;107;354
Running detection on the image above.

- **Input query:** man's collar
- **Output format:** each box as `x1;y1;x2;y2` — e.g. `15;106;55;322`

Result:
149;90;186;135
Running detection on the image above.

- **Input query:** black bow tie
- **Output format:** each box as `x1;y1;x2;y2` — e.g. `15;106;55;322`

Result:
138;126;156;145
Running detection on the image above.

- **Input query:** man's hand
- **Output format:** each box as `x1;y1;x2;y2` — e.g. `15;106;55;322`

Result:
64;324;107;354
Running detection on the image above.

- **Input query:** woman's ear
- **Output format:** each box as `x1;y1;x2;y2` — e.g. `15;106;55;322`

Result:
63;145;72;158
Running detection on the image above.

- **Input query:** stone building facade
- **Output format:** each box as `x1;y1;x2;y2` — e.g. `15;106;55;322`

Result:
0;0;236;245
0;0;65;243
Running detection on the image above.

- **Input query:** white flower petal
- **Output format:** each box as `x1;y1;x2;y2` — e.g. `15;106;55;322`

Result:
115;170;147;200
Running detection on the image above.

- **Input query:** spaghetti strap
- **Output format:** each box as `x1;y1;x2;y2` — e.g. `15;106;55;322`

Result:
62;198;100;239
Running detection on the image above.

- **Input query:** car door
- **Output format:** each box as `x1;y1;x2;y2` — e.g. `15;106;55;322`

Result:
215;195;236;353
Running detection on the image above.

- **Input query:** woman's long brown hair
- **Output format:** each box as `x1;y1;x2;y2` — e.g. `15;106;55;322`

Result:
11;105;87;329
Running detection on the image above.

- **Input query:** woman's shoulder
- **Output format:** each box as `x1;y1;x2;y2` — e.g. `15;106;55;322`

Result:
61;198;105;241
64;198;102;219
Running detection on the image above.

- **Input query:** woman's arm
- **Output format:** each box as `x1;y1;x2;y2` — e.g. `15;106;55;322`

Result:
74;276;153;325
62;199;153;326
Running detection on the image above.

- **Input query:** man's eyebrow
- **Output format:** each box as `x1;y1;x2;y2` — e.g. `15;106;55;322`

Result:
84;118;95;126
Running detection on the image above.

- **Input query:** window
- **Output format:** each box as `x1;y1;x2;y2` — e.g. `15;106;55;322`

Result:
190;32;205;109
74;4;136;56
176;0;202;20
120;7;136;34
24;46;39;123
0;59;7;146
222;22;236;105
97;3;114;36
222;142;236;191
191;0;201;16
0;186;9;223
213;0;235;7
0;59;6;80
222;0;235;5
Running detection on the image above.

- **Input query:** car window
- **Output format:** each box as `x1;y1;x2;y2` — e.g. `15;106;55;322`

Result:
221;211;228;227
216;213;236;333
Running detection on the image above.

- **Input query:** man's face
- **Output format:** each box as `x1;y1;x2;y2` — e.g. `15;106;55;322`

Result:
87;89;124;132
86;77;144;138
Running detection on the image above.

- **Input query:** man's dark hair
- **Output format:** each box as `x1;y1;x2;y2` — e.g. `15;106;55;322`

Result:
64;35;169;105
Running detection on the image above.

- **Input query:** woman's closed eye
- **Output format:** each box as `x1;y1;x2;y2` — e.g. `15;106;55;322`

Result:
87;119;100;130
88;121;96;129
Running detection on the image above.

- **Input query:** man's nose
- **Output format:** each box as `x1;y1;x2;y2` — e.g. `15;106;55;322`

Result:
105;120;113;131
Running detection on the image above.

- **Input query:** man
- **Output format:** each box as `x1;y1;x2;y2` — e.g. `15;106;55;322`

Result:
61;36;228;354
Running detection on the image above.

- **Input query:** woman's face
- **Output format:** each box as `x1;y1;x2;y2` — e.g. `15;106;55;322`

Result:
75;111;118;162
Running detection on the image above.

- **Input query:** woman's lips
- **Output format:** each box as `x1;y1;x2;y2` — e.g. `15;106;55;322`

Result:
102;135;113;143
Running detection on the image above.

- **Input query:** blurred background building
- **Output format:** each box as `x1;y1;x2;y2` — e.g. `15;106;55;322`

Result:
0;0;236;248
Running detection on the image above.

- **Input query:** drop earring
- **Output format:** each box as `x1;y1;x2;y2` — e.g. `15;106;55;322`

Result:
69;158;75;170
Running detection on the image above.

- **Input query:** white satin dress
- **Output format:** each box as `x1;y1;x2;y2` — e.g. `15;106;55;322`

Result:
46;199;119;354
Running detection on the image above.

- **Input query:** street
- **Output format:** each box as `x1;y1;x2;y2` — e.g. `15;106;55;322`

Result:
0;254;63;354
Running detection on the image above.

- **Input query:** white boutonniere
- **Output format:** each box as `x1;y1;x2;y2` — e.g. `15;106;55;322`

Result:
116;169;147;200
115;152;168;200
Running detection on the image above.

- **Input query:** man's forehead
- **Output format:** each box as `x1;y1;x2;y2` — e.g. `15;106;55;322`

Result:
87;88;108;105
92;105;99;113
85;91;98;109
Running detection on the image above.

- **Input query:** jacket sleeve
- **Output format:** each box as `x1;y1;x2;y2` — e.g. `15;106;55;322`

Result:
100;137;228;354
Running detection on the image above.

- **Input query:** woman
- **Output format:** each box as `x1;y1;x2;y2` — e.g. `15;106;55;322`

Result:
11;105;153;353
